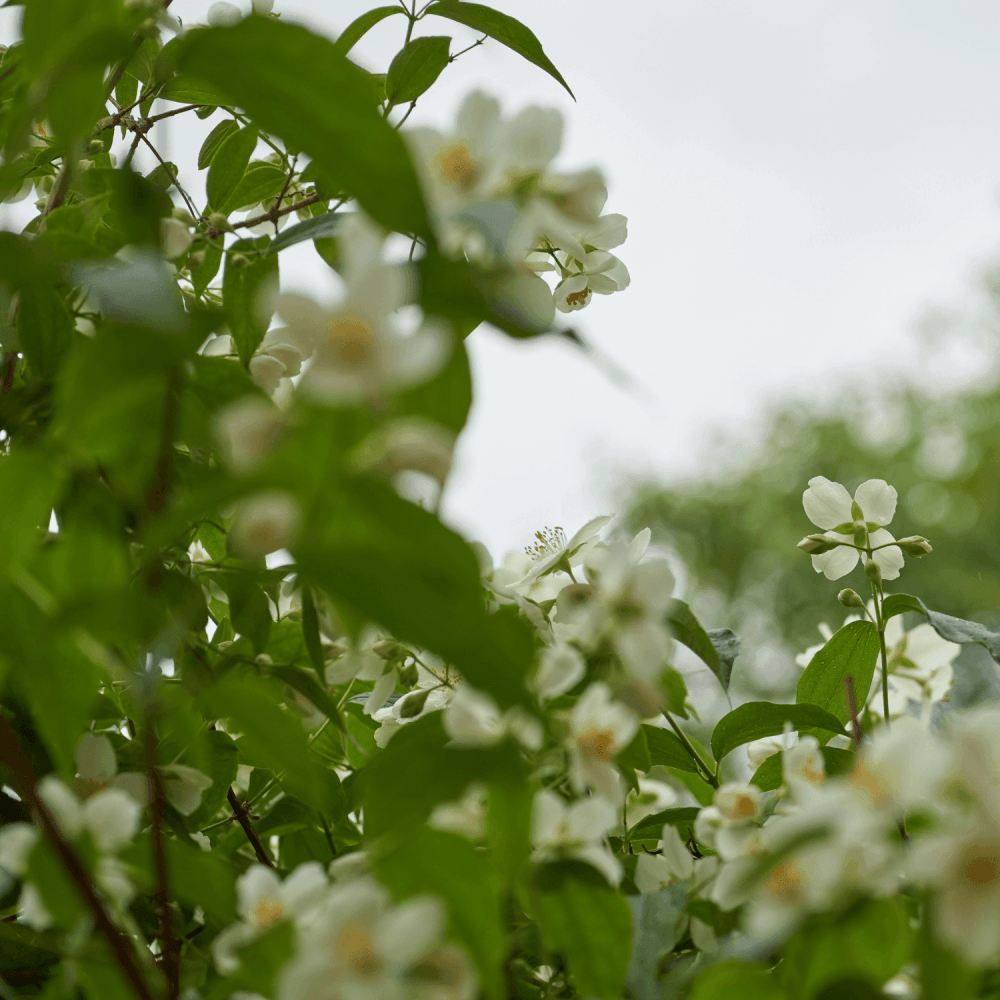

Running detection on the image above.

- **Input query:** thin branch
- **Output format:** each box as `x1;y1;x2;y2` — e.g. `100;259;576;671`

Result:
664;713;719;789
145;727;179;1000
0;718;155;1000
448;36;486;62
1;354;15;395
226;787;274;867
844;675;863;750
146;366;184;513
233;193;322;231
138;134;200;223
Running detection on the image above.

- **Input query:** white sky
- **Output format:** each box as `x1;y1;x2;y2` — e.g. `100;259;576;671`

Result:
7;1;1000;558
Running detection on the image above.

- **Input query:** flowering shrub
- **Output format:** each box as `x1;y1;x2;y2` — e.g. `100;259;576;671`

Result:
0;3;998;1000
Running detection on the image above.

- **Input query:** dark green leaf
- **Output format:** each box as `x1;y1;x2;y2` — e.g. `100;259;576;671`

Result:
749;746;855;792
687;961;785;1000
425;1;573;97
185;729;239;829
393;335;472;433
198;117;239;170
643;724;700;773
708;627;741;685
219;572;272;653
191;240;224;296
333;6;404;55
385;36;451;106
711;701;847;761
667;600;726;688
17;283;72;381
628;806;701;841
796;621;880;727
223;236;278;368
225;161;288;214
533;861;632;1000
886;594;1000;666
171;18;430;237
0;451;61;567
206;124;257;211
300;585;325;677
618;727;651;772
660;665;688;717
268;663;346;733
266;211;343;254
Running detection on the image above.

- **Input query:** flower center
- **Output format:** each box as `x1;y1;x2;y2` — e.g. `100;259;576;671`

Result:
246;519;284;552
326;314;375;369
732;794;757;818
565;287;592;308
336;922;381;977
848;760;888;807
252;897;284;928
577;728;616;761
962;850;1000;888
765;860;804;902
437;144;477;187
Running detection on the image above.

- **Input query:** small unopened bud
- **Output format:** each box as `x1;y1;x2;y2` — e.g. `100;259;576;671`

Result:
188;250;206;271
398;688;430;719
255;653;273;667
78;159;95;171
172;207;197;226
229;253;251;269
397;662;418;689
864;559;882;585
896;536;933;557
797;534;836;555
838;589;865;609
87;139;105;155
207;211;232;232
853;526;868;548
372;639;405;661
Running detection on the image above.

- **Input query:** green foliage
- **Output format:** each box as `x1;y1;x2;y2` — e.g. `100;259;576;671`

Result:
711;701;847;761
386;36;452;107
796;621;879;727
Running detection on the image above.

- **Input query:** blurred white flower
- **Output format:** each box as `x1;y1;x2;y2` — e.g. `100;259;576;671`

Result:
229;491;300;558
624;778;678;831
206;1;243;27
553;251;630;313
533;642;585;702
212;396;285;474
161;217;194;259
428;783;487;841
567;682;639;798
634;825;694;893
531;789;621;885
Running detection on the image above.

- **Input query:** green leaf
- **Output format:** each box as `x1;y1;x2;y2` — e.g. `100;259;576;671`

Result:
533;861;632;1000
219;572;272;653
267;663;346;733
206;123;257;211
296;479;534;708
424;1;573;98
687;961;785;1000
885;593;1000;666
628;806;701;841
667;600;726;688
185;729;239;829
266;210;344;255
376;827;505;999
191;241;224;296
711;701;847;761
796;621;880;727
17;283;72;381
385;36;451;107
300;584;326;680
617;727;651;772
660;665;688;717
171;18;430;237
198;117;239;170
333;6;404;55
225;161;288;214
627;884;688;1000
749;746;855;792
0;451;61;567
223;237;279;368
643;724;700;773
393;335;472;433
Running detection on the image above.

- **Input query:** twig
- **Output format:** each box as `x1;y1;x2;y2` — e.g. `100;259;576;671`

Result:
1;354;15;394
664;713;719;789
226;787;274;867
145;727;179;999
146;367;183;513
147;104;205;123
844;675;863;750
233;193;322;231
138;134;200;223
0;718;155;1000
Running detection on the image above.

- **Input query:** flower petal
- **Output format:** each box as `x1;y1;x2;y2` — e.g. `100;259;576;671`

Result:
802;477;853;530
870;528;904;581
811;542;859;580
854;479;897;526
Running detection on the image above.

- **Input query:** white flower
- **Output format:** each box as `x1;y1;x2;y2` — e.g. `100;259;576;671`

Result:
567;682;639;798
212;396;285;474
275;878;476;1000
553;251;630;313
746;730;800;771
801;476;904;581
910;822;1000;964
531;789;621;885
161;218;193;259
213;863;330;974
428;783;487;841
160;765;214;816
624;778;678;831
866;615;958;722
443;684;543;750
695;783;764;858
352;418;455;487
533;643;585;702
207;1;243;27
634;825;695;893
229;491;300;558
252;0;274;12
372;686;451;748
783;735;826;802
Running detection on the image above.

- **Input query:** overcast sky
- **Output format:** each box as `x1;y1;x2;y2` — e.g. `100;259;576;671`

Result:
7;1;1000;558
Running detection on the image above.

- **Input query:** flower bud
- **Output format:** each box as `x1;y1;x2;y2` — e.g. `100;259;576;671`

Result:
853;526;868;548
172;207;197;226
838;589;865;609
87;139;105;155
397;662;418;689
78;159;95;171
398;688;430;719
229;253;251;269
188;250;206;271
864;558;882;585
895;536;933;557
207;211;232;232
372;639;406;661
797;534;836;555
228;491;300;558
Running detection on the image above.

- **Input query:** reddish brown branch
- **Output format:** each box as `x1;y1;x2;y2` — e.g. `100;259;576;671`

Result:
0;718;155;1000
226;787;274;867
